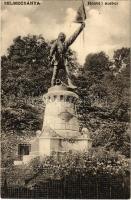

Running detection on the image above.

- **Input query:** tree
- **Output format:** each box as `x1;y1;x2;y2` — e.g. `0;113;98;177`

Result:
83;51;109;81
109;47;130;77
76;49;130;156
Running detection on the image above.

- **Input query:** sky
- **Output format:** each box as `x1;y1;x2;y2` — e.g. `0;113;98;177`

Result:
1;0;131;64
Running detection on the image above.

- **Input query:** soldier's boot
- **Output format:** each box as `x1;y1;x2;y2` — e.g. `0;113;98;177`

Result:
67;78;77;89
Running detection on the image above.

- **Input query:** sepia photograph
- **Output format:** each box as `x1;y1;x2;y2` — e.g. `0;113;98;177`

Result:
1;0;130;198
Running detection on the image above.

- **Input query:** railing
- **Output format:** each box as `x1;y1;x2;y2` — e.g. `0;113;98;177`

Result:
1;175;130;199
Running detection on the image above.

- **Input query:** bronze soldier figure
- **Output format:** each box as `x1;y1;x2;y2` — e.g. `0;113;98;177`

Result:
50;22;85;88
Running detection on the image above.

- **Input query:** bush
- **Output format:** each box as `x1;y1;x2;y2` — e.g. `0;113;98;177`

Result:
2;150;130;198
25;149;129;180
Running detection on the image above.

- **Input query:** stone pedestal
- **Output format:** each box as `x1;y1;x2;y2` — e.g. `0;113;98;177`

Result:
15;85;92;165
42;85;80;137
37;85;92;156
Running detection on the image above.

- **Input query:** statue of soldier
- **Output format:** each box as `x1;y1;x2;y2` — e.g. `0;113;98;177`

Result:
49;22;85;88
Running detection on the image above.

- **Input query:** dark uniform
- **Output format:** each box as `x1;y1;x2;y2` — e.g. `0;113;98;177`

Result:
50;23;85;87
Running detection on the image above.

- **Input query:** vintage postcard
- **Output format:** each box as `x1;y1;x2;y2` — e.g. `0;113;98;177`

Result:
1;0;130;199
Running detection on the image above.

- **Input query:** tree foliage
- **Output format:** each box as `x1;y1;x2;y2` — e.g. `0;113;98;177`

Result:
76;48;130;156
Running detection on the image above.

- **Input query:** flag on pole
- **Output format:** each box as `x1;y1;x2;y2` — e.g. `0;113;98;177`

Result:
74;0;86;23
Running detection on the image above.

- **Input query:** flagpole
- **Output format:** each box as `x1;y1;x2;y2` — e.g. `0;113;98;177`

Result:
82;0;86;46
82;0;86;20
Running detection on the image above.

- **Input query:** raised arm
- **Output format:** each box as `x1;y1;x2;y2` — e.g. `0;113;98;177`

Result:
65;22;85;47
